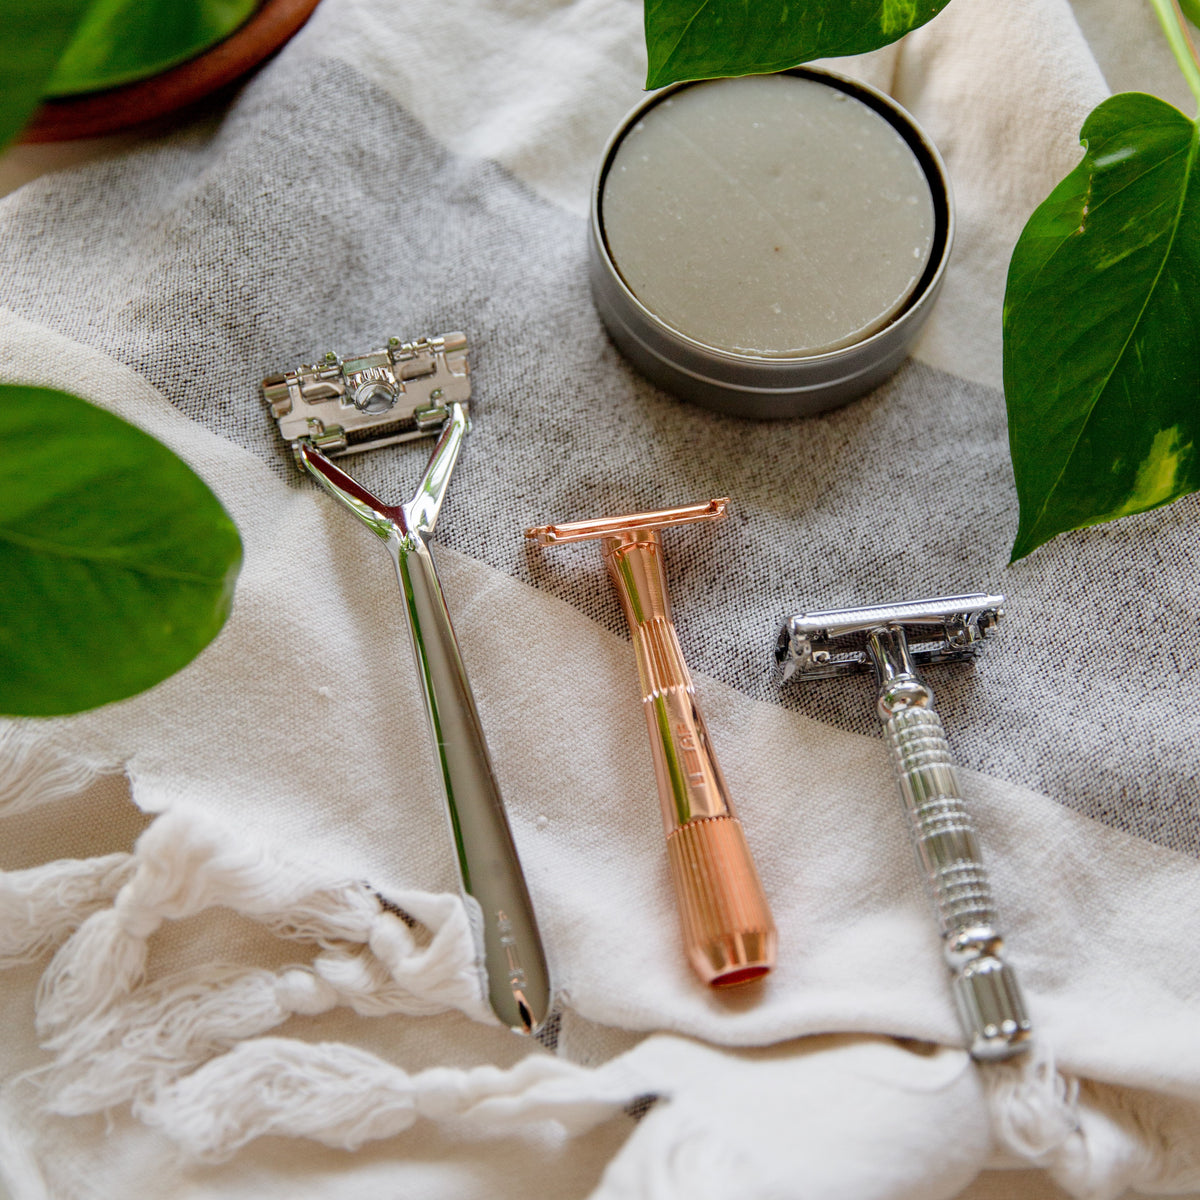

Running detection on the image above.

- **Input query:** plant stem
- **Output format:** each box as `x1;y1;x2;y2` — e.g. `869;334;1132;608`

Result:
1150;0;1200;112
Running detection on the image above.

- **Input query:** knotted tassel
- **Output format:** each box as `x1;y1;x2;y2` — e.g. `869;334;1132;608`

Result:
0;854;134;966
34;806;358;1044
45;966;339;1114
366;890;490;1022
46;941;484;1116
29;801;494;1112
984;1037;1080;1162
135;1037;635;1161
35;905;154;1050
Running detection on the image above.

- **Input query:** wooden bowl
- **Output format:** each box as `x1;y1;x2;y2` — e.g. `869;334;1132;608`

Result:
23;0;323;143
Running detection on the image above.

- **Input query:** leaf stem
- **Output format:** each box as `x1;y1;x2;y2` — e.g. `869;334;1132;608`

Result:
1149;0;1200;113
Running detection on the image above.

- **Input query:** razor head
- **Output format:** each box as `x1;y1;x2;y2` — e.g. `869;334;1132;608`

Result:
525;498;728;545
263;332;469;462
776;593;1004;681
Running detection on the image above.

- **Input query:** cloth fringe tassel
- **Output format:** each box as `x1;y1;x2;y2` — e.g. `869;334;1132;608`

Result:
43;941;502;1115
985;1037;1081;1160
4;738;1198;1197
0;727;117;817
33;805;490;1053
0;854;134;966
1047;1080;1200;1200
0;799;494;1118
984;1039;1200;1199
133;1036;636;1162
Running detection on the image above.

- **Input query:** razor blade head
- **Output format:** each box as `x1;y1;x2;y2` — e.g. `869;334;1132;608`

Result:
776;593;1004;681
525;498;728;546
263;332;470;463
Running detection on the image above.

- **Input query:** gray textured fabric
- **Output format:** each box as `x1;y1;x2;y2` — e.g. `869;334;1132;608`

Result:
1;52;1196;857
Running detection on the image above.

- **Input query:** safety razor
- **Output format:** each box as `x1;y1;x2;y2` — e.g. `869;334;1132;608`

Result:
776;594;1031;1060
264;333;551;1035
526;500;777;987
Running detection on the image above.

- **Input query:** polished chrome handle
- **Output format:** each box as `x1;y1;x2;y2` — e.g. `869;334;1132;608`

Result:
393;532;551;1034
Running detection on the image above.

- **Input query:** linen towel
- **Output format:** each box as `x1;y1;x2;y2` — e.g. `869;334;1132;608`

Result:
1;0;1198;1197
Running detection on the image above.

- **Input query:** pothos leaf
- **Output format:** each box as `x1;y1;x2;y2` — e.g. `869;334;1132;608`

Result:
1002;92;1200;561
46;0;259;97
0;0;95;148
643;0;951;90
0;386;242;716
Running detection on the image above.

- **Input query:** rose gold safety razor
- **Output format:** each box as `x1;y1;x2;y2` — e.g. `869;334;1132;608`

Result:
526;499;776;987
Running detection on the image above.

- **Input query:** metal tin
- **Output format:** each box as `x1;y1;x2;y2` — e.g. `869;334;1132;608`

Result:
589;67;954;420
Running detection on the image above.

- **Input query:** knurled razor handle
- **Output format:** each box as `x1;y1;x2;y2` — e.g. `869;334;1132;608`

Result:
613;531;776;987
884;704;1031;1059
664;789;777;987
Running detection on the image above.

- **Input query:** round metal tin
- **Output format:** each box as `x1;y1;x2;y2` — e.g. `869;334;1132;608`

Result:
589;67;954;420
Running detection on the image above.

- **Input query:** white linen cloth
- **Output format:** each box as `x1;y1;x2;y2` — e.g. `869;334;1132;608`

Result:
2;1;1199;1197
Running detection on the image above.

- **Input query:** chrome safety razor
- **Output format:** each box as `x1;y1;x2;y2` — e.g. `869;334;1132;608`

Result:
527;500;777;987
776;594;1031;1060
264;333;551;1035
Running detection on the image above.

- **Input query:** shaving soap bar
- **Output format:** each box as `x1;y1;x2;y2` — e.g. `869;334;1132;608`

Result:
600;74;937;358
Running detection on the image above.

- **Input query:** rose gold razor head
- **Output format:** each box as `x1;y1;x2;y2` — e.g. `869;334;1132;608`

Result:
526;498;729;544
526;499;776;988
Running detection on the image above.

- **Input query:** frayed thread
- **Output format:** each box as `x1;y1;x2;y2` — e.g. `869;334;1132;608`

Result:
1044;1080;1200;1200
985;1037;1080;1161
0;728;116;817
0;854;134;966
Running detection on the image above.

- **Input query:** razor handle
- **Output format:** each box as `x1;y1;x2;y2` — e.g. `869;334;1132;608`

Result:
869;627;1031;1060
604;530;776;987
392;531;551;1034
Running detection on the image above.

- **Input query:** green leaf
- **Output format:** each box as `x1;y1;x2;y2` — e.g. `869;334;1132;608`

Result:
1179;0;1200;30
0;386;242;716
1002;93;1200;561
644;0;950;89
0;0;95;148
46;0;259;96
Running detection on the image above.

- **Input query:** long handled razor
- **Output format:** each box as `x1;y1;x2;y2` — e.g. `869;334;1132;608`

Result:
526;500;777;987
776;594;1031;1059
264;333;551;1035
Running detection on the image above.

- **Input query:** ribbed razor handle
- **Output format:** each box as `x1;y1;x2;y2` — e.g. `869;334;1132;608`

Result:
884;706;1031;1060
667;816;776;987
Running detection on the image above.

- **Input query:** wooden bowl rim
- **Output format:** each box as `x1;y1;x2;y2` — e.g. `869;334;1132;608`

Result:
23;0;322;143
